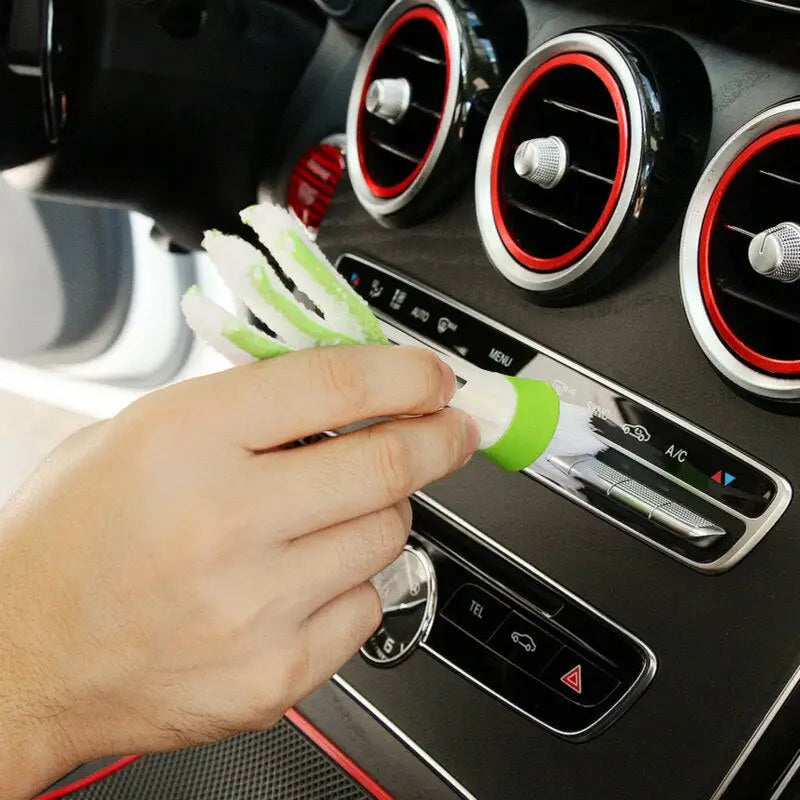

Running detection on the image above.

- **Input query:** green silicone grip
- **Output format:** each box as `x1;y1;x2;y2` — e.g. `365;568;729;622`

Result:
481;377;560;472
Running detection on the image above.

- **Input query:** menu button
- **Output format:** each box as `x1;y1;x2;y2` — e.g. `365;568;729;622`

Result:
488;348;514;368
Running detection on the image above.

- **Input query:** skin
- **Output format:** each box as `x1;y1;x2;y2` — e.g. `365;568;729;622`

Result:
0;345;478;800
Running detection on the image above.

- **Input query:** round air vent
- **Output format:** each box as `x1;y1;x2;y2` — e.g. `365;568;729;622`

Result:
346;0;500;225
476;29;711;303
681;100;800;402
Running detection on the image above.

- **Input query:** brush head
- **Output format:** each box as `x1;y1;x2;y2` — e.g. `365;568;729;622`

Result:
534;400;604;488
471;375;603;475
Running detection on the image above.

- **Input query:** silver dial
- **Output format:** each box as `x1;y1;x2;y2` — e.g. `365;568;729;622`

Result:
361;545;437;667
748;222;800;282
513;136;569;189
365;78;412;125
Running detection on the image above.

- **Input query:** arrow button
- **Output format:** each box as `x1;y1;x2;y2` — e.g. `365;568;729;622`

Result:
711;470;737;486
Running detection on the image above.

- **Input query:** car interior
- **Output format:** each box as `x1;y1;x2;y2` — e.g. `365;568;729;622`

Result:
2;0;800;797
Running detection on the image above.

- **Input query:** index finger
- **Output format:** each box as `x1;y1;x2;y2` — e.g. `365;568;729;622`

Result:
187;345;457;451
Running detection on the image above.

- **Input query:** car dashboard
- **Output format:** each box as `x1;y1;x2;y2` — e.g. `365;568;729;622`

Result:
11;0;800;798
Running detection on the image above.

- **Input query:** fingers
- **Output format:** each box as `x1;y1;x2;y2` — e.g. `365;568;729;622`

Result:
290;581;383;702
184;345;457;451
283;500;412;617
248;407;479;539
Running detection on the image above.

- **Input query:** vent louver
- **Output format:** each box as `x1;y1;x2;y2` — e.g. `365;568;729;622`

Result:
357;8;448;198
491;53;628;272
477;29;711;304
358;7;450;198
700;125;800;374
681;101;800;401
346;0;500;225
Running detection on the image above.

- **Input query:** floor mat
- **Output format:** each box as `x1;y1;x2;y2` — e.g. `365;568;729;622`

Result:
65;718;378;800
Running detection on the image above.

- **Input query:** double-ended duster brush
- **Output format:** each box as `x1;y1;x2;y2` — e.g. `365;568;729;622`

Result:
181;202;603;475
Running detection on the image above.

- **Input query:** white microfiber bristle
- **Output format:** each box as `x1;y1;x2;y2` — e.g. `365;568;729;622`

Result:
202;230;326;350
534;401;605;488
242;203;369;343
181;288;257;366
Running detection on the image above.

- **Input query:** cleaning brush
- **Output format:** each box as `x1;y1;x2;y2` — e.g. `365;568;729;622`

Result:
181;203;603;474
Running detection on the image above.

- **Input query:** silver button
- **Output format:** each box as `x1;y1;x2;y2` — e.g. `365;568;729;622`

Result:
650;504;726;548
365;78;412;125
549;455;727;548
513;136;569;190
748;222;800;283
548;454;626;494
609;480;670;517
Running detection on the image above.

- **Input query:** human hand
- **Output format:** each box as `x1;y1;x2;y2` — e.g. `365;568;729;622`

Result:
0;344;478;799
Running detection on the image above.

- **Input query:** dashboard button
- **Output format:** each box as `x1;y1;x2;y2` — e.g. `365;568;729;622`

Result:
541;649;620;707
487;612;562;677
441;584;510;642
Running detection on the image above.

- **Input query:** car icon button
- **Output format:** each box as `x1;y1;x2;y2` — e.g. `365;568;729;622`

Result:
488;612;563;678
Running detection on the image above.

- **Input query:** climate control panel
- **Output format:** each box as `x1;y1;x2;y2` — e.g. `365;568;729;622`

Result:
338;253;791;573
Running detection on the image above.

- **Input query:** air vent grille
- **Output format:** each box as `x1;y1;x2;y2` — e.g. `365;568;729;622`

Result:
356;7;449;199
490;53;629;272
699;124;800;375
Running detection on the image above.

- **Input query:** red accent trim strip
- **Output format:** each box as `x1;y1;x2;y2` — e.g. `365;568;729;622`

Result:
36;756;142;799
698;123;800;375
35;707;391;799
285;708;394;800
491;52;630;272
357;7;450;199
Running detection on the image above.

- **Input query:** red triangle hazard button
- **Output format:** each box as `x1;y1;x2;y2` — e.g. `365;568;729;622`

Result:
561;665;583;694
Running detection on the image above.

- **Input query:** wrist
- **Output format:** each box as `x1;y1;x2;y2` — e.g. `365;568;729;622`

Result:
0;664;83;800
0;687;81;800
0;542;83;798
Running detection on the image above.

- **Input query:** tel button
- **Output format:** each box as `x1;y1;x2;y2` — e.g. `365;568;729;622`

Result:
441;584;510;643
487;612;562;677
541;648;620;707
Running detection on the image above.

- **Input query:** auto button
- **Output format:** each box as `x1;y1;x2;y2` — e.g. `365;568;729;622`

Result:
488;612;562;677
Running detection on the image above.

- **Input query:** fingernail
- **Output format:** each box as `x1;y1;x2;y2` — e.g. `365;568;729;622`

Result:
464;414;481;455
439;358;457;404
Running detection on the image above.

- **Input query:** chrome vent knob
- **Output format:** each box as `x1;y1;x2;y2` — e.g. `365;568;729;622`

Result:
513;136;569;190
365;78;412;125
748;222;800;283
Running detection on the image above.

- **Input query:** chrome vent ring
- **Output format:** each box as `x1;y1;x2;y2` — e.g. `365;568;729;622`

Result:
680;101;800;401
476;29;711;303
346;0;500;225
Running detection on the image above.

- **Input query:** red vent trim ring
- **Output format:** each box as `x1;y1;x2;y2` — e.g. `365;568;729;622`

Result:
699;123;800;375
357;7;450;199
491;52;630;272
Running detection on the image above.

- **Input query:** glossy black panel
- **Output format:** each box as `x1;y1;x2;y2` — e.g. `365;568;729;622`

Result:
338;253;784;570
358;498;653;741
